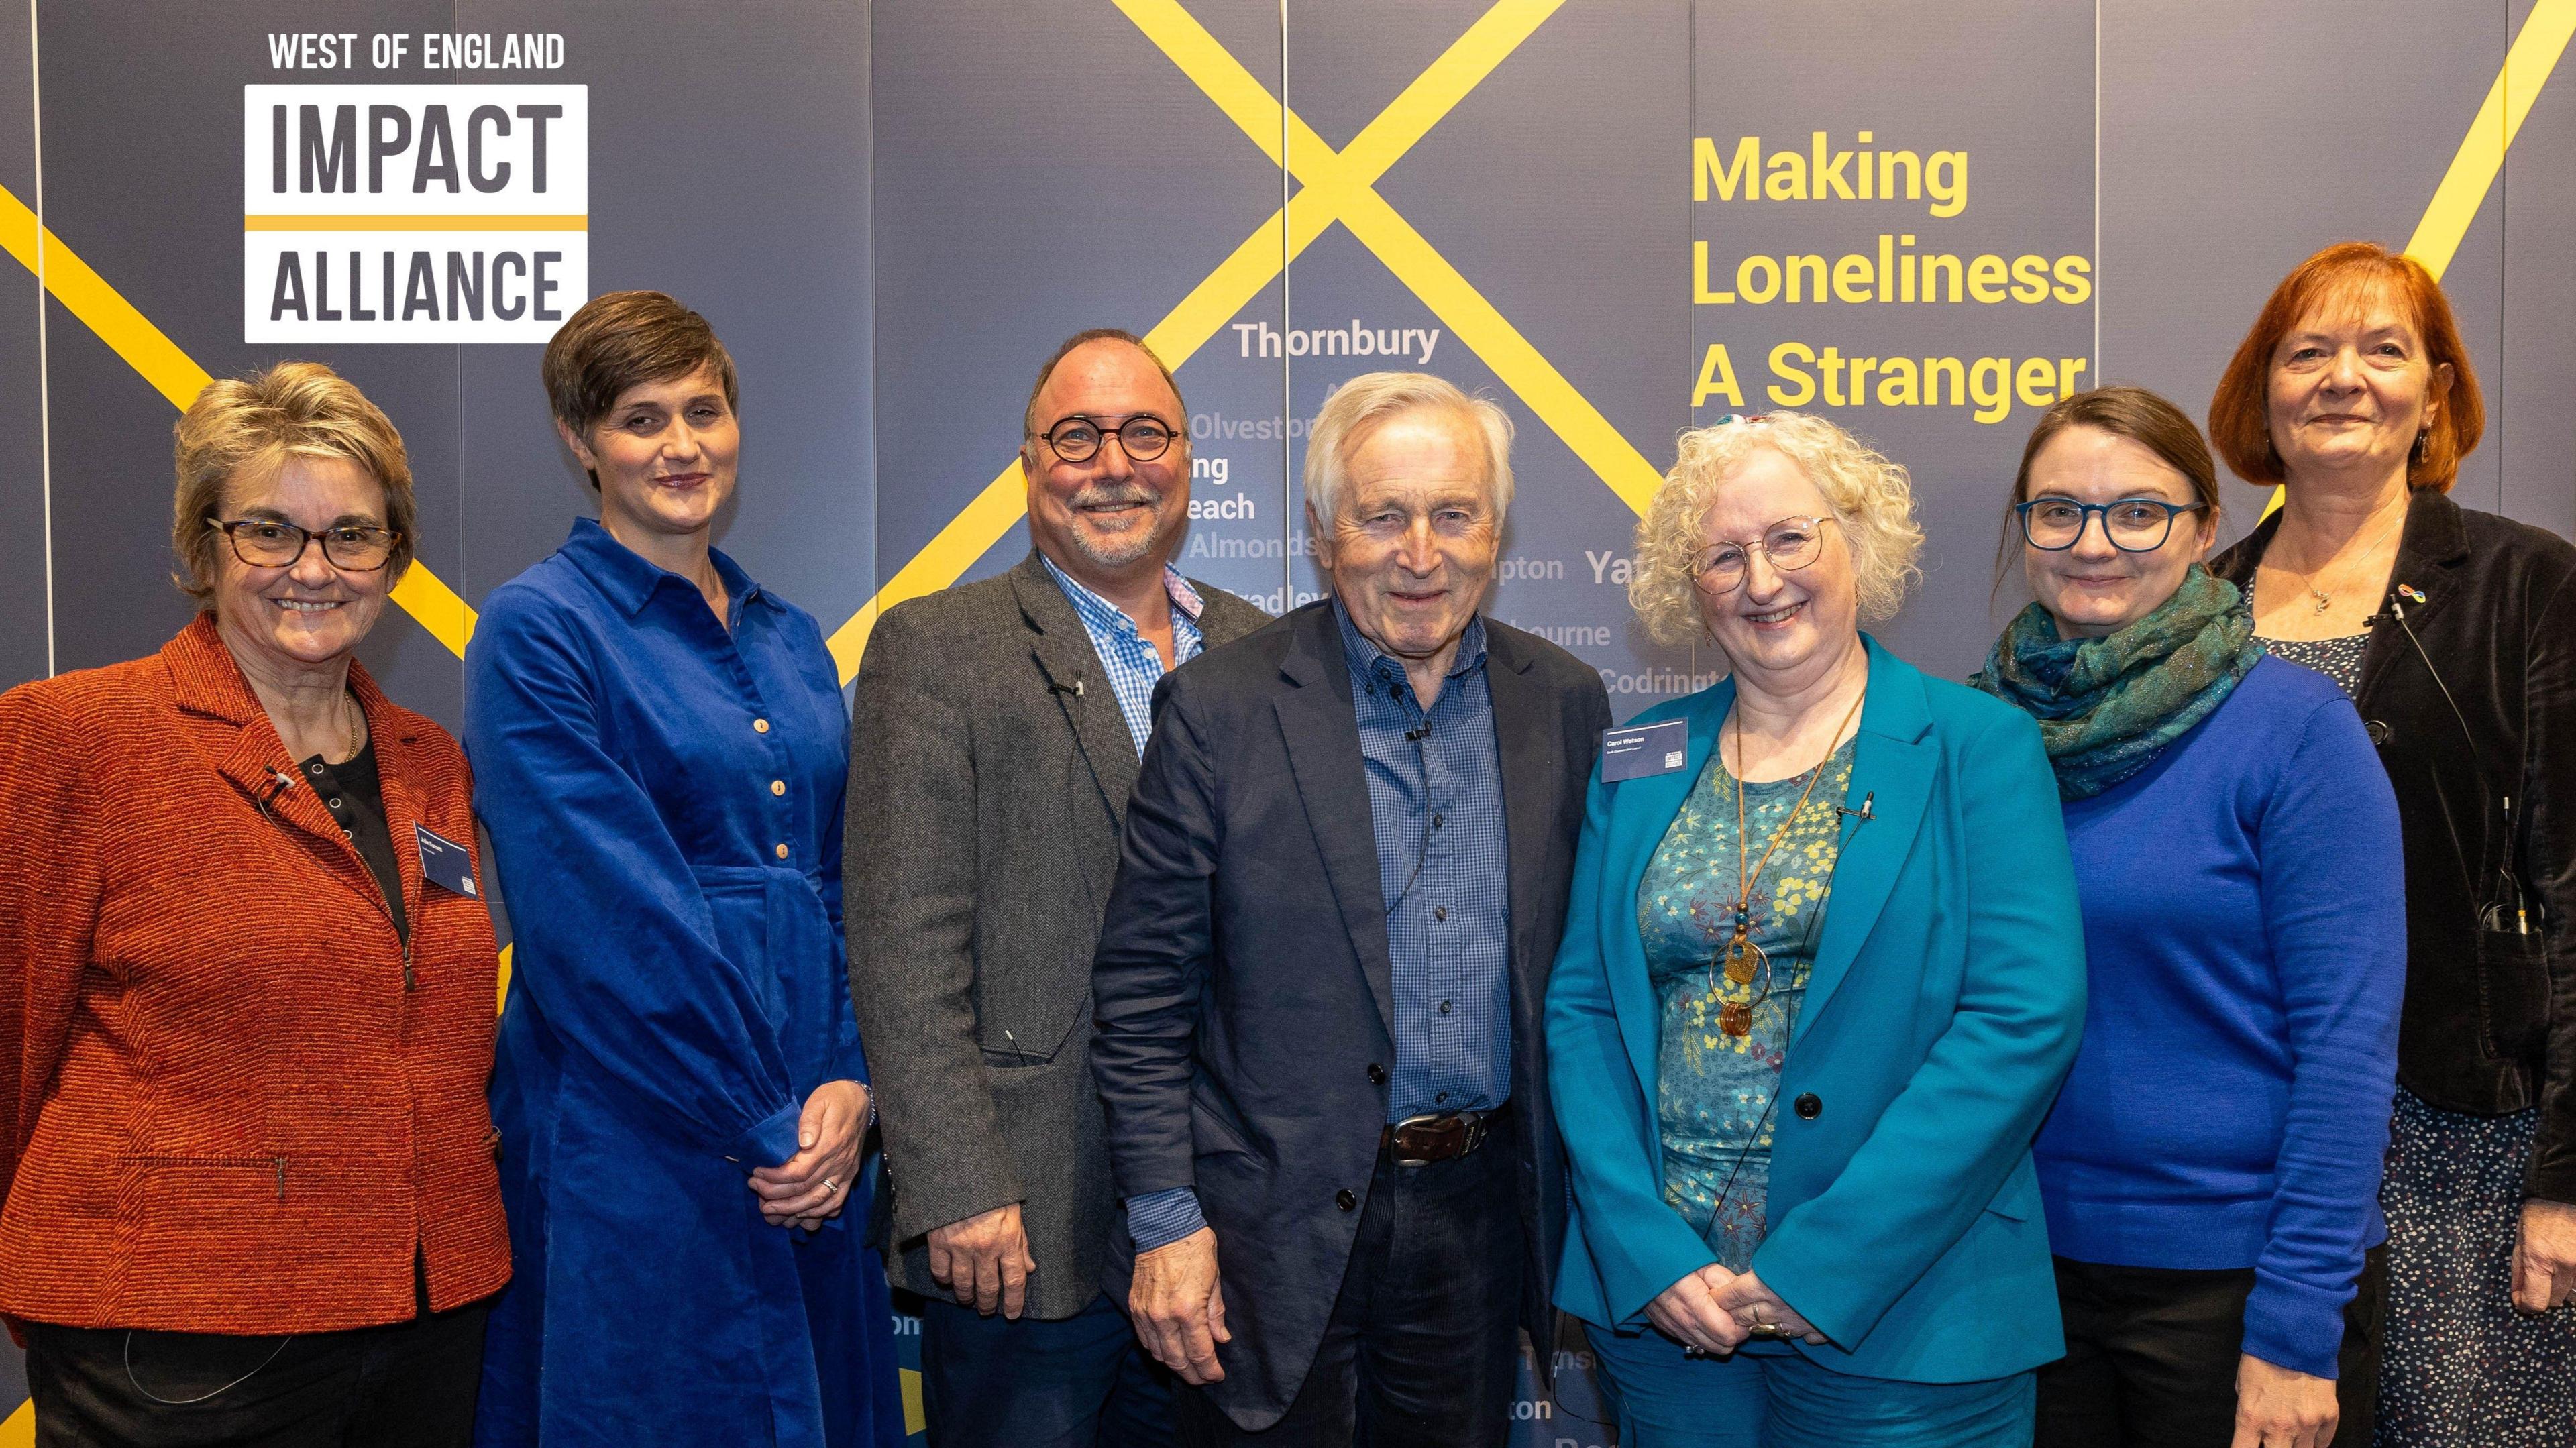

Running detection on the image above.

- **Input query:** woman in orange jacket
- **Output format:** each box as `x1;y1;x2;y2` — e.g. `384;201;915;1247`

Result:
0;362;510;1446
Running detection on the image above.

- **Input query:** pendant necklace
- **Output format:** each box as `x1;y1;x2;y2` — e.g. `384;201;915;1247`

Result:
2284;500;2406;618
1712;683;1866;1036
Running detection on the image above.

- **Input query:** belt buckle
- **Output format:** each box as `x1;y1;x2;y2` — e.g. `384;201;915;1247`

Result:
1390;1110;1485;1167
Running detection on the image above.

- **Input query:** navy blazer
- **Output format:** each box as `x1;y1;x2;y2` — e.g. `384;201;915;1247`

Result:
1092;600;1610;1430
1546;638;2088;1384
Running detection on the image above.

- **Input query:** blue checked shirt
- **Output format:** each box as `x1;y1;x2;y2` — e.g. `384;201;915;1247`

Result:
1039;554;1205;753
1128;600;1515;1256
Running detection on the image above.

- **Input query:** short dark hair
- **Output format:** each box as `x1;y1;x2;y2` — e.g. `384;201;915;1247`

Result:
1996;386;2218;587
1021;328;1185;438
543;290;740;441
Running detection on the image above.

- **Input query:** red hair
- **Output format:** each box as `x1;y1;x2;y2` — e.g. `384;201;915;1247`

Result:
2208;241;2483;492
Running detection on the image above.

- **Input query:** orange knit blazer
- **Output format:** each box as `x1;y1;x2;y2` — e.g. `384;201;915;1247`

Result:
0;615;511;1333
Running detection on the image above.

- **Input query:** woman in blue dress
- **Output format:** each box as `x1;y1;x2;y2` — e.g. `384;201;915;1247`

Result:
464;290;904;1447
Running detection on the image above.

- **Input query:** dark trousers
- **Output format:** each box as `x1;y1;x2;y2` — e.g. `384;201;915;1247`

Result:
1177;1141;1523;1448
24;1299;490;1448
2036;1245;2386;1448
920;1288;1177;1448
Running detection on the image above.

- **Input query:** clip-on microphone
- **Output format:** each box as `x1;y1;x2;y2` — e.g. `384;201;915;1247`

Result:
1837;791;1875;822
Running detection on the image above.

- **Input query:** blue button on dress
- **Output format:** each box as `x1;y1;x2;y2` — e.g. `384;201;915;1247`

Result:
465;518;902;1448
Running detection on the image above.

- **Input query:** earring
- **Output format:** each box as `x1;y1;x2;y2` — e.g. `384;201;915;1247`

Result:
2412;429;2429;462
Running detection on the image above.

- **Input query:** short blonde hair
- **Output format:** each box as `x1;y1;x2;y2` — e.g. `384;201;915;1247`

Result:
172;362;415;602
1304;372;1514;527
1629;412;1923;645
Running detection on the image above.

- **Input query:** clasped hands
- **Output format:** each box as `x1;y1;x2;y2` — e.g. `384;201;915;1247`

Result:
1646;1262;1825;1356
748;1078;870;1233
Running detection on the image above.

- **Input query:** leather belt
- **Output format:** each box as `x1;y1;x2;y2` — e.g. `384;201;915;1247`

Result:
1379;1103;1509;1167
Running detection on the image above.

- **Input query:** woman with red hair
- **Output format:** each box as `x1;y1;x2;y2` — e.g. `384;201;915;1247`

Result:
2209;241;2576;1445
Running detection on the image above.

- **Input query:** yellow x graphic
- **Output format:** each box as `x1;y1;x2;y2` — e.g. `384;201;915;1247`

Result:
1;0;2569;686
822;0;1656;679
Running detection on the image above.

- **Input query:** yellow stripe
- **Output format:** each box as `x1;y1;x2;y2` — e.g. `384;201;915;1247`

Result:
1333;188;1665;514
827;0;1558;681
244;213;588;231
0;1399;27;1445
2404;0;2576;279
0;186;209;410
0;183;480;654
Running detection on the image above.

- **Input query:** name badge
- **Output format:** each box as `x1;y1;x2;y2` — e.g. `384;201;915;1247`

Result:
416;824;479;897
1601;718;1690;782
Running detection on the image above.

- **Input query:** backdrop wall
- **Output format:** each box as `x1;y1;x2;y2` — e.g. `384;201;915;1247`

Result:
4;3;2573;1443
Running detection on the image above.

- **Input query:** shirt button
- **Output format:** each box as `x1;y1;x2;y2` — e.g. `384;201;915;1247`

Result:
1367;1063;1387;1084
1439;1000;1452;1015
1432;813;1445;829
308;763;325;775
753;718;771;734
774;844;790;860
770;780;786;796
1436;1091;1449;1104
1433;905;1448;922
1794;1093;1822;1121
328;797;343;810
1336;1189;1358;1212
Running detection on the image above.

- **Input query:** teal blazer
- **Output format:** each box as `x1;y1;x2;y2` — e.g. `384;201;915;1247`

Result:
1545;637;2087;1384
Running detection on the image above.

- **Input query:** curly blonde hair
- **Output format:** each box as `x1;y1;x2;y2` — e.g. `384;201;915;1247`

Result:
1629;412;1923;645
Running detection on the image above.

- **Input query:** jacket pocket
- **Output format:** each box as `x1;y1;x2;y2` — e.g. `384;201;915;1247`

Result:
117;1153;292;1203
2475;928;2550;1064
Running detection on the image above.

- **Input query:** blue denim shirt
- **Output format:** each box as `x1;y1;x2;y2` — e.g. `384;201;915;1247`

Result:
1127;600;1513;1255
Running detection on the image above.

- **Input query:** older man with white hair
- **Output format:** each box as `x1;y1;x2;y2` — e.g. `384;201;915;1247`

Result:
1091;372;1612;1445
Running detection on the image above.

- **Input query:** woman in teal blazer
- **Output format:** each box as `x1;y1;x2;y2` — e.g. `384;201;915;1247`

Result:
1546;412;2088;1447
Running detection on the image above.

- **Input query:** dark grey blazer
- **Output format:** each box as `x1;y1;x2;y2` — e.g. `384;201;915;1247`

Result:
845;549;1271;1319
1091;600;1611;1430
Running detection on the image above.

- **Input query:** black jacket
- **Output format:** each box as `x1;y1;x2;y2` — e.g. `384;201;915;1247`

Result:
1090;602;1609;1430
2214;490;2576;1201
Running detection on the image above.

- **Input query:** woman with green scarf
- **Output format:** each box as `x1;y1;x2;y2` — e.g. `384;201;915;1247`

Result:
1973;386;2405;1448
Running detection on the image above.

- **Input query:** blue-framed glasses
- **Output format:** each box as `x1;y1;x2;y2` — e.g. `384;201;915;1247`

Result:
2014;498;2204;553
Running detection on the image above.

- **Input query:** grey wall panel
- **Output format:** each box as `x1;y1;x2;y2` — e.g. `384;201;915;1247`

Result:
2504;0;2576;536
2101;1;2510;551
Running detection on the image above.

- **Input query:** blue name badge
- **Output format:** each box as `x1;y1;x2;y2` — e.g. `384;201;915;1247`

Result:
1601;718;1690;782
415;824;479;897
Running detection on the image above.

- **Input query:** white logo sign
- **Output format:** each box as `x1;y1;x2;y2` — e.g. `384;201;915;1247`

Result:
243;84;588;343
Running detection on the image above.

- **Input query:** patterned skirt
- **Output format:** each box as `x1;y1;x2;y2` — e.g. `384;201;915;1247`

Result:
2377;1088;2576;1447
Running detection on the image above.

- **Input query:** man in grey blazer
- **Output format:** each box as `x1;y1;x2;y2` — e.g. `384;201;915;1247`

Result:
846;329;1269;1447
1094;372;1611;1445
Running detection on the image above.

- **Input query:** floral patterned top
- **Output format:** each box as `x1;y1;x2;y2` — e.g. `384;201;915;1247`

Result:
1636;736;1852;1271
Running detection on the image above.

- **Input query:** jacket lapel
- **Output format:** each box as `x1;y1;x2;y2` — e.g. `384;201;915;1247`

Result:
164;616;389;899
353;667;427;932
1796;638;1935;1048
1273;606;1399;1037
1482;629;1555;981
2356;490;2471;705
1009;555;1143;826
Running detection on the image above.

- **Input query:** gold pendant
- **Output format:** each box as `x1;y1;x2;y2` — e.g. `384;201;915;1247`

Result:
1718;1000;1753;1036
1722;929;1758;985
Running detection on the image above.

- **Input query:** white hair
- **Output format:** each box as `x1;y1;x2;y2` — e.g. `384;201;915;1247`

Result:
1303;372;1515;527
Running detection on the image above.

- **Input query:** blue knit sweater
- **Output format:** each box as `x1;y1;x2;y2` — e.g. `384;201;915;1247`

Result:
2034;655;2405;1380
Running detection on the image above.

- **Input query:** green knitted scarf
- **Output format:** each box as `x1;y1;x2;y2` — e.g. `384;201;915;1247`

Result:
1971;565;2264;801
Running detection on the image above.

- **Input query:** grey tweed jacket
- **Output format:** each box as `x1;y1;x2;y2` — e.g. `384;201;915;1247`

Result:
845;549;1271;1319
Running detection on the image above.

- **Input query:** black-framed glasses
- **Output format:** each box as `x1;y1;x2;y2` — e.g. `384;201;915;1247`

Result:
2013;498;2204;553
207;518;401;571
1688;516;1832;595
1037;414;1180;464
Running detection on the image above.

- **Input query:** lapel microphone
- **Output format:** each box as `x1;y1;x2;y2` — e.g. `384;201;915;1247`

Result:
1048;677;1085;698
1837;791;1874;822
